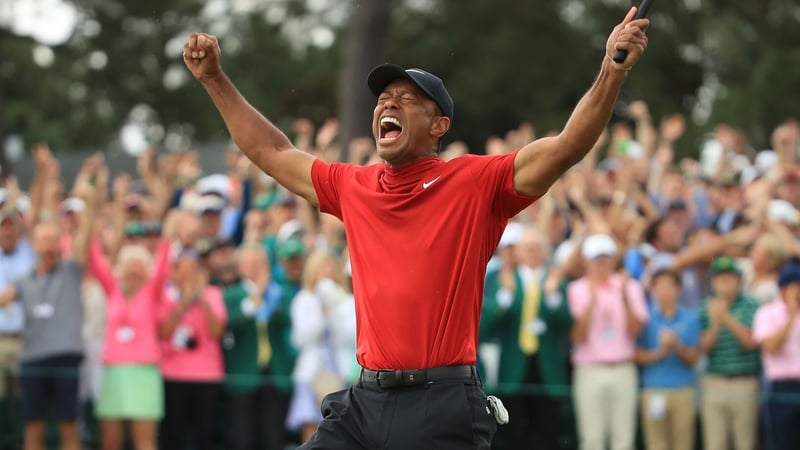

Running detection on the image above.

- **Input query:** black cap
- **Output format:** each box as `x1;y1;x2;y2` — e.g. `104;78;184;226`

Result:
367;63;454;121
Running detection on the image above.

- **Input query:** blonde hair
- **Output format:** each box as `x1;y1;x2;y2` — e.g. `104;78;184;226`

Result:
301;250;343;292
757;234;789;271
115;244;153;277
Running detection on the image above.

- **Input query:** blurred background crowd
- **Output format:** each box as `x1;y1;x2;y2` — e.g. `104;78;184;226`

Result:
0;106;798;450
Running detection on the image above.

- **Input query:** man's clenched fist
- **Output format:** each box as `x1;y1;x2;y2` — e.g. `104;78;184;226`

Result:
183;32;222;81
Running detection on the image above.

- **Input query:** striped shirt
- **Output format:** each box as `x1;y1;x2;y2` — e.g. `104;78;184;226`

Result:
699;294;760;376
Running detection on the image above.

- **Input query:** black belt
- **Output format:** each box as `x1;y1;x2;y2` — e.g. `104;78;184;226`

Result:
360;365;477;389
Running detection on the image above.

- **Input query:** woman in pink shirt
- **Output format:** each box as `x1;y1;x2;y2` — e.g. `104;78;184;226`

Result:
753;261;800;450
157;249;227;450
87;238;172;450
568;234;648;450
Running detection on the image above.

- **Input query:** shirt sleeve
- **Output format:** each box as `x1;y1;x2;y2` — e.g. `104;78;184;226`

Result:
87;239;116;296
311;159;355;221
149;239;173;292
206;286;228;326
740;298;759;328
751;304;773;344
683;310;701;347
467;152;540;219
567;280;588;319
625;279;649;322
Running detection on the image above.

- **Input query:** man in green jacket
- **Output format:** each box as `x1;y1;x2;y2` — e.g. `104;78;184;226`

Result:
258;237;305;450
481;225;575;449
220;243;281;450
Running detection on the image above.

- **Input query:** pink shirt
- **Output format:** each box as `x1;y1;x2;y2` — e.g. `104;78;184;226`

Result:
753;299;800;381
568;274;649;366
158;285;227;382
88;239;172;365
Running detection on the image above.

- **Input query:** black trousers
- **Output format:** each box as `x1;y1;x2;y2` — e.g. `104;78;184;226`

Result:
765;380;800;450
220;389;259;450
298;379;497;450
160;380;220;450
255;369;293;450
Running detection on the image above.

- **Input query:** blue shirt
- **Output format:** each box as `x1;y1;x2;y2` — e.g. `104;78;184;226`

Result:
637;303;700;388
0;239;36;334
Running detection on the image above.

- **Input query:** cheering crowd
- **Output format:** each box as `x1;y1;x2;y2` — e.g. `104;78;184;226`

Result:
0;102;798;450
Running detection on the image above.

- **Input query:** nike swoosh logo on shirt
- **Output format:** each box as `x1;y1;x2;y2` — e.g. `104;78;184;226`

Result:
422;176;441;189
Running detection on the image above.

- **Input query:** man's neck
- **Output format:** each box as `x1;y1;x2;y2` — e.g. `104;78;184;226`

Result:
36;262;56;275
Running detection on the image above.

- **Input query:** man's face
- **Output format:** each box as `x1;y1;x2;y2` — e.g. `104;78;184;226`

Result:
0;217;20;252
651;273;680;306
516;233;546;270
585;255;615;279
657;218;683;252
372;79;445;166
208;245;236;280
711;272;741;299
281;256;306;284
32;223;61;269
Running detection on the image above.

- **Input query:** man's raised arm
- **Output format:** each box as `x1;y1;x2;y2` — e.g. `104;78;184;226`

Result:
183;33;318;205
513;7;650;197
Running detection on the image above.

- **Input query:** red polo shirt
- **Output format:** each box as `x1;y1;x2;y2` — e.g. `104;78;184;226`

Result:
311;152;536;370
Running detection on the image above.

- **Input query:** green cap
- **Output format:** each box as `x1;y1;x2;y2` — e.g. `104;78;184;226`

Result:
276;238;306;260
710;256;741;276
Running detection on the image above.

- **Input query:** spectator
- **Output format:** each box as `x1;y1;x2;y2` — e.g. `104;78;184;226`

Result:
481;225;574;450
752;260;800;450
287;250;355;443
258;237;305;450
219;243;279;450
698;256;760;450
0;188;36;448
745;233;789;304
0;155;101;450
157;250;227;450
635;269;701;450
568;234;648;450
87;232;172;450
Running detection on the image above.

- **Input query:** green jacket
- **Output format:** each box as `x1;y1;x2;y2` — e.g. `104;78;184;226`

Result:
221;281;261;394
266;275;300;394
480;268;573;397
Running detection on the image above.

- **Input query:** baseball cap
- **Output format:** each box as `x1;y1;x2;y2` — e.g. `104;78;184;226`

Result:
581;234;618;260
367;64;454;121
710;256;741;276
768;199;800;225
196;174;231;201
60;197;85;214
778;260;800;287
498;222;523;248
276;238;307;260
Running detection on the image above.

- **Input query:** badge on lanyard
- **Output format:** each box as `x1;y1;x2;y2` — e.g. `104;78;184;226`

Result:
116;326;135;343
602;328;616;340
32;303;54;319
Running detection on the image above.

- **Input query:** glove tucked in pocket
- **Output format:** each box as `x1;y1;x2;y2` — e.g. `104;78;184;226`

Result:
486;395;510;425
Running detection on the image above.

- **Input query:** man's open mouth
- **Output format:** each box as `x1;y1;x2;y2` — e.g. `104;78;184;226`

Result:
379;116;403;142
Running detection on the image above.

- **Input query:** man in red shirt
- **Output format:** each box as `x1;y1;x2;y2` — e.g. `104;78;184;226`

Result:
183;7;649;449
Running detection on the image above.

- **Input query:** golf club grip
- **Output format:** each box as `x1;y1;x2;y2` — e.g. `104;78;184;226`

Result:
612;0;655;64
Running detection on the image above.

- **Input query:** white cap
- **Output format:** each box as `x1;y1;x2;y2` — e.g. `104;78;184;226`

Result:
498;222;523;248
196;174;231;201
581;234;618;260
276;219;305;242
768;199;800;225
60;197;86;214
739;165;761;185
755;150;779;173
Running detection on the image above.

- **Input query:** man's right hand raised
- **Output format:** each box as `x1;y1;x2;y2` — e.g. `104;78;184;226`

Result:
183;32;223;81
